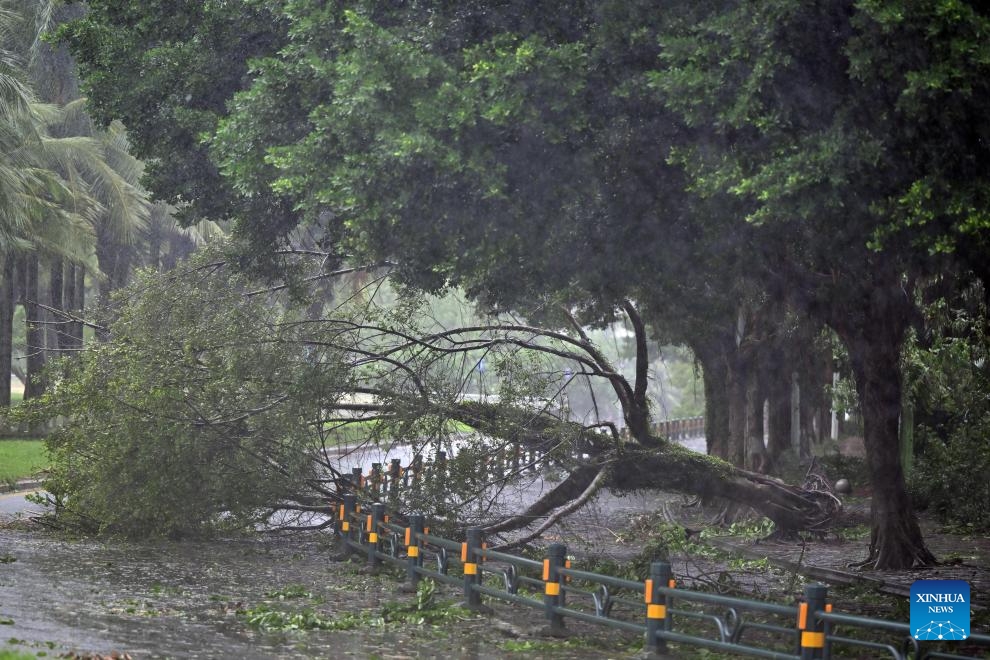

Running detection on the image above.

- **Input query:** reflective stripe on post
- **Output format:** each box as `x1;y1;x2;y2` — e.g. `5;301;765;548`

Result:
368;502;384;571
463;527;483;610
647;604;666;619
406;514;424;589
340;494;356;557
800;584;827;660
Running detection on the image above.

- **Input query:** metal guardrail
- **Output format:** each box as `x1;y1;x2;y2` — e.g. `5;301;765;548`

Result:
336;446;990;660
341;417;707;499
331;490;989;659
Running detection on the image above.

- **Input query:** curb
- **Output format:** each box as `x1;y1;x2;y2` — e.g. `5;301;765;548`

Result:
0;478;43;494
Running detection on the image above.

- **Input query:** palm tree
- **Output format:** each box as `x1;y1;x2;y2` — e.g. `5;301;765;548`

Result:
1;2;149;402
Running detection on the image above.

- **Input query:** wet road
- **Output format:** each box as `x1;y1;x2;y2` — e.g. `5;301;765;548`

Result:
0;438;706;658
0;490;43;517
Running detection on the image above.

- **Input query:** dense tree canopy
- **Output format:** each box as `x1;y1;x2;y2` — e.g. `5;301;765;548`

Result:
57;1;990;567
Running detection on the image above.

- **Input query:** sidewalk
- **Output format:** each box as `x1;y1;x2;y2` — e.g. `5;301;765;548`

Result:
0;478;42;494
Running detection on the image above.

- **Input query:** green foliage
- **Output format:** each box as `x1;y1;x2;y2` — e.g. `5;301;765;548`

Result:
904;292;990;530
264;584;316;601
0;651;35;660
18;248;346;537
240;579;467;633
911;418;990;531
57;0;289;228
240;604;353;632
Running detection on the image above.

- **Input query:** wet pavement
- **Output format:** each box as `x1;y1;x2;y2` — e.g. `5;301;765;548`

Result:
0;522;640;659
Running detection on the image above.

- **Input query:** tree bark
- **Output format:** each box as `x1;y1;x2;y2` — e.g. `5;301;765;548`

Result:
49;257;65;351
766;367;792;464
835;284;936;569
0;256;14;407
727;350;748;467
71;266;86;350
695;340;730;459
608;445;835;532
23;255;46;399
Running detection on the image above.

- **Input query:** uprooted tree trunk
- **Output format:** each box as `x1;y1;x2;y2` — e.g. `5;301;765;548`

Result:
444;399;838;539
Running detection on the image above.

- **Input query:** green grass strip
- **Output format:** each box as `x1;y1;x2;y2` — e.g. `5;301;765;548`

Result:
0;439;48;484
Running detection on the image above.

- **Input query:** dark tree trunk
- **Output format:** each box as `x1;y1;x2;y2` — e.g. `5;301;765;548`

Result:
727;351;748;467
834;285;936;570
23;255;46;399
49;257;64;351
96;237;132;306
695;342;729;459
148;228;162;271
0;256;14;407
766;367;792;464
745;374;768;471
69;265;85;349
63;263;79;351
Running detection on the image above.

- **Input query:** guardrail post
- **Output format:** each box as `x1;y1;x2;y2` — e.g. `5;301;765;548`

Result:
646;561;671;655
544;542;566;636
368;502;384;570
351;467;363;489
371;462;383;496
340;493;356;556
405;513;424;590
800;583;827;659
462;527;483;610
389;458;401;501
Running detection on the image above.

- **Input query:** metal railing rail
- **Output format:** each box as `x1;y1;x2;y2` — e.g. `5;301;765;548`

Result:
330;471;988;659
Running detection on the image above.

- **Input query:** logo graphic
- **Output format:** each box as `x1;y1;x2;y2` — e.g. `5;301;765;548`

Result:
911;580;970;641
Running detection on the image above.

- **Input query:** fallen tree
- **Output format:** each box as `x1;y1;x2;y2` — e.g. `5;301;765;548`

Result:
20;251;839;541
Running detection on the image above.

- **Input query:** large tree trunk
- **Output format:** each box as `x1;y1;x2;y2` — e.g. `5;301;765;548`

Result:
745;373;768;471
695;341;729;459
63;264;85;351
609;445;834;532
49;257;65;351
835;286;936;570
766;367;792;465
727;350;749;467
0;256;14;407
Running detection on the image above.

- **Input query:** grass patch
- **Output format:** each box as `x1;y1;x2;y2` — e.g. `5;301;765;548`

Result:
0;439;48;484
0;651;36;660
